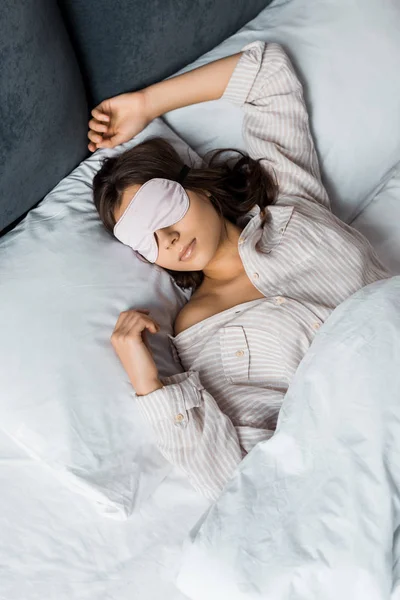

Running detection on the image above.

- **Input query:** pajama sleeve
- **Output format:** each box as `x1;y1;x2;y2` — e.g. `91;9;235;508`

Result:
221;40;330;209
135;370;276;502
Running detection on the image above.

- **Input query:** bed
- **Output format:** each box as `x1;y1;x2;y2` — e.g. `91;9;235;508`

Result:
1;0;400;598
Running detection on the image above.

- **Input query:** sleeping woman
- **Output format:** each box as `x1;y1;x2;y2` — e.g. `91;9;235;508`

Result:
89;41;390;501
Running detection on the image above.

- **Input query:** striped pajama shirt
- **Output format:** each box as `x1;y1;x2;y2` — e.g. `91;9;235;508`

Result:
136;41;391;501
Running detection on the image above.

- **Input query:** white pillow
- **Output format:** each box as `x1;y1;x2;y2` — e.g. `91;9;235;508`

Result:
352;162;400;276
0;119;201;519
163;0;400;223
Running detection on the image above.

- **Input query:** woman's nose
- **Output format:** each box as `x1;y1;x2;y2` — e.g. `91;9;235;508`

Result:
156;229;178;249
167;232;179;249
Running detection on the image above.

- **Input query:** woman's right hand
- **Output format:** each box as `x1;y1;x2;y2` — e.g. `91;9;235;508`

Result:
87;90;152;152
110;309;164;396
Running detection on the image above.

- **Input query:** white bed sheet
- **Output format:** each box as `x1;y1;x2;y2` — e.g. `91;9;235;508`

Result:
0;429;209;600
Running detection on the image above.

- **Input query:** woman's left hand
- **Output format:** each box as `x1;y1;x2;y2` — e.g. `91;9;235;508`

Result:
111;309;164;396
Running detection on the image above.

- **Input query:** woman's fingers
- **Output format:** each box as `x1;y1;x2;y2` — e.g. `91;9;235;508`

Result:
114;309;160;334
91;107;110;122
88;118;108;133
88;107;111;152
88;129;104;143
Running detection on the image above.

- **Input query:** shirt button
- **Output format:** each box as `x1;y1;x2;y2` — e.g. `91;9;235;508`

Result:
279;227;285;234
252;272;259;280
175;413;185;423
235;350;244;357
312;322;321;330
275;296;285;305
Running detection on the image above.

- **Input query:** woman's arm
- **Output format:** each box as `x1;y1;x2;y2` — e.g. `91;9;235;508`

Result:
136;370;245;502
143;52;243;120
110;308;276;502
88;51;243;152
110;308;243;500
90;39;329;210
144;41;329;209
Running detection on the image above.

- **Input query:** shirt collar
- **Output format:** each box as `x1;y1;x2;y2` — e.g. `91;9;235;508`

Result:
236;204;261;229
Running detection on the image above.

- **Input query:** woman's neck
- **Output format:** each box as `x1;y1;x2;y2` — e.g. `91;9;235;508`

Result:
202;219;244;286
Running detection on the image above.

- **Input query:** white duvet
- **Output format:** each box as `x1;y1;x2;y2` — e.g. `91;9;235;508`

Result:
177;276;400;600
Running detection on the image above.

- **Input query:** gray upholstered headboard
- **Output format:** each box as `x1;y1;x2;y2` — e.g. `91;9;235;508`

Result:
0;0;272;235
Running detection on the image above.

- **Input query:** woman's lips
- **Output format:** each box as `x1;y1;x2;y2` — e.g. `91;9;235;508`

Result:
179;238;196;261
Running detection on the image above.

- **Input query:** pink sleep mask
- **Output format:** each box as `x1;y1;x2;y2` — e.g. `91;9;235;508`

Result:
113;178;190;263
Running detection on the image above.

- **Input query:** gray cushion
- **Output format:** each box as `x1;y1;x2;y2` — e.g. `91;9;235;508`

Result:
57;0;273;108
0;0;88;232
1;0;273;233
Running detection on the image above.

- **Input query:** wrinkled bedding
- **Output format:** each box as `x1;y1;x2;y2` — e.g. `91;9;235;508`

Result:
177;276;400;600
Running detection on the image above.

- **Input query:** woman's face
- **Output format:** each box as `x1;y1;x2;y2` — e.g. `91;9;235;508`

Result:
115;183;224;271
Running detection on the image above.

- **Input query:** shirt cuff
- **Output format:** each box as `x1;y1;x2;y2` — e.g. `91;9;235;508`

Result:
135;370;204;429
220;40;266;107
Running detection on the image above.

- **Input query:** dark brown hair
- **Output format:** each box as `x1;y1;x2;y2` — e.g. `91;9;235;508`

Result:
92;136;278;291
